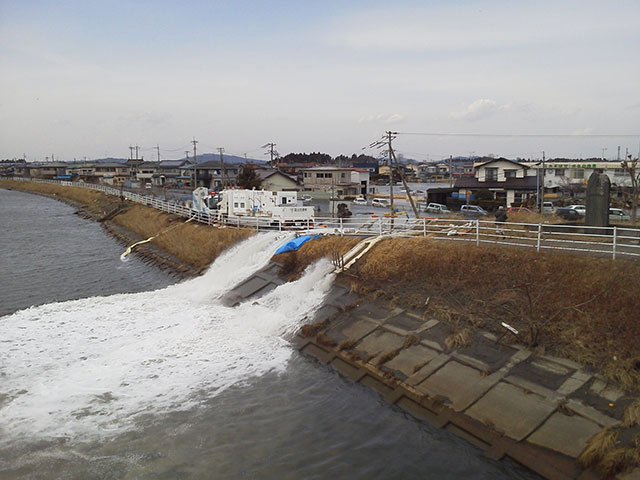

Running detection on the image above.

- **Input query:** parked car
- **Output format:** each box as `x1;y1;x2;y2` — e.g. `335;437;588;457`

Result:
372;198;391;208
507;206;533;214
460;204;487;216
542;202;554;214
352;197;367;206
425;202;451;214
609;208;631;222
567;204;586;215
555;206;583;220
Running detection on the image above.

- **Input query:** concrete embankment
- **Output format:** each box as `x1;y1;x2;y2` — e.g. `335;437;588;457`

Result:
225;254;640;480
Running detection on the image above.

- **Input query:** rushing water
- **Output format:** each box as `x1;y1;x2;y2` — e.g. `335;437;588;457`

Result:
0;188;538;479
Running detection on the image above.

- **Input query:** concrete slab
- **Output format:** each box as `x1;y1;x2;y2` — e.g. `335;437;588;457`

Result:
355;329;405;361
385;313;426;333
340;319;379;342
406;353;450;386
557;370;592;396
527;412;602;458
566;399;620;428
466;381;557;441
416;361;489;411
383;345;440;377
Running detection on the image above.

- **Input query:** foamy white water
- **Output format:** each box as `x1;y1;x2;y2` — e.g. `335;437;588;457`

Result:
0;233;335;443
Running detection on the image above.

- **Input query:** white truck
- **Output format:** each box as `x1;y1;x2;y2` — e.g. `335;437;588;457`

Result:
192;187;314;226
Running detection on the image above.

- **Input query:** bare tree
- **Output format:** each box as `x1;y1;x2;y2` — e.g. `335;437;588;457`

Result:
621;154;640;225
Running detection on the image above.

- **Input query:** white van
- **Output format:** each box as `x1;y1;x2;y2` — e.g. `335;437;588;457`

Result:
542;202;554;214
352;197;367;206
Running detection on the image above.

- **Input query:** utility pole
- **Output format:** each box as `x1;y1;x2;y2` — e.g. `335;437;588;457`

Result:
540;151;546;212
262;143;278;167
602;147;607;161
192;138;198;187
154;144;160;162
387;131;419;219
617;146;621;162
129;145;134;161
217;147;226;188
135;144;140;161
387;132;394;221
449;155;453;187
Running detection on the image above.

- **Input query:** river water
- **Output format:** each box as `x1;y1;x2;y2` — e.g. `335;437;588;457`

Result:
0;188;537;480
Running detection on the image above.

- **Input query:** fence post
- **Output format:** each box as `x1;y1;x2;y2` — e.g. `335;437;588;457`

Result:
256;216;259;232
423;218;426;237
339;217;343;236
279;220;282;232
613;226;617;260
536;223;542;252
475;219;480;245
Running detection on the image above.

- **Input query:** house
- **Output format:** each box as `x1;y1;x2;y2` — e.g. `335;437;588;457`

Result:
194;161;240;189
136;161;159;186
300;166;370;197
454;158;537;206
254;168;299;191
153;160;192;187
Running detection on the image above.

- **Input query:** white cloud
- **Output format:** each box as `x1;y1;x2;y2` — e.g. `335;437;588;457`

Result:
449;99;510;121
358;113;405;124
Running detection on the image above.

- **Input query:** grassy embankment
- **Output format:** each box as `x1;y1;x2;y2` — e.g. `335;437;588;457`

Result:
278;235;640;392
0;180;252;270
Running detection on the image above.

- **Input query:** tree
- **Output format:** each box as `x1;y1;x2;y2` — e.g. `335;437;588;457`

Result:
237;164;262;190
621;154;640;225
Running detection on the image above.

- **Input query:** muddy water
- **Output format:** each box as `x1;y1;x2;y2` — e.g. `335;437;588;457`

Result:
0;188;538;479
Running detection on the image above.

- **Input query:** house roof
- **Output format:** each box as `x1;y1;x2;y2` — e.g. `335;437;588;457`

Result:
254;168;297;183
454;176;538;190
474;158;529;169
159;160;189;168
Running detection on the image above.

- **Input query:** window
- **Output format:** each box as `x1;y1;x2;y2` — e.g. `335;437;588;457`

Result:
304;172;309;178
233;202;238;208
485;167;498;181
240;202;245;208
325;173;333;178
614;168;627;176
504;169;517;179
341;172;346;178
316;173;324;178
555;169;565;176
571;169;584;179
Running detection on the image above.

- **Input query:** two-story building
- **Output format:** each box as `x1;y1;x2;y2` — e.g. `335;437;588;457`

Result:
194;161;240;189
454;158;538;206
300;166;370;197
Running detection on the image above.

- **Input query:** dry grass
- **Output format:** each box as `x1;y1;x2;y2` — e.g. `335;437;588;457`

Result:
1;180;120;214
355;237;640;391
578;429;618;469
273;236;360;276
622;399;640;428
112;205;253;269
445;327;473;350
299;319;330;338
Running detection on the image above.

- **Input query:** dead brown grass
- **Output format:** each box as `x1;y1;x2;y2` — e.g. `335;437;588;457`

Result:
445;327;473;350
355;237;640;391
622;399;640;428
578;429;618;469
112;205;253;269
1;180;119;214
273;236;360;276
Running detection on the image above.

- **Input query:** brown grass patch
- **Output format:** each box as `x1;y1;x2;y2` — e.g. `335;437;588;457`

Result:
111;205;253;269
622;399;640;428
338;339;359;351
1;180;120;214
316;332;337;348
578;429;618;469
445;327;473;350
272;236;361;275
299;319;329;338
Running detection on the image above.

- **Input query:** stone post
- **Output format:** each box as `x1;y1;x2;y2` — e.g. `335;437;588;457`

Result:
585;171;610;227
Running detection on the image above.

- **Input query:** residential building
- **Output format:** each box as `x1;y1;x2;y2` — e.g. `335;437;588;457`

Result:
454;158;537;206
194;161;240;189
254;168;299;191
300;166;370;197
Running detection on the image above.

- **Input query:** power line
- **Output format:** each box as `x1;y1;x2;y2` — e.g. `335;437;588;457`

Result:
396;132;640;138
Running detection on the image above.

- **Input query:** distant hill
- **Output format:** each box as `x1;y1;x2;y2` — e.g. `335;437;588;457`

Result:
180;153;265;164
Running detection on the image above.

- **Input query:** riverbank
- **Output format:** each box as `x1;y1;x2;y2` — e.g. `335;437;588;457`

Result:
0;180;253;276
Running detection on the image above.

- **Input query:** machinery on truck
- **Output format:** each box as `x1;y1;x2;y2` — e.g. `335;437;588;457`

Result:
191;187;314;227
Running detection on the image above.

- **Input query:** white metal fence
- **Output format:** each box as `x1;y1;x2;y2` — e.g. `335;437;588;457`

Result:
8;177;640;260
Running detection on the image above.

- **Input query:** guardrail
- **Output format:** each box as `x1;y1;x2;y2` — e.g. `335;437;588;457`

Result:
7;177;640;260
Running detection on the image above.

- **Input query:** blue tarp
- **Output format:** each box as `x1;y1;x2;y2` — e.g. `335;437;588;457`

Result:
274;235;321;255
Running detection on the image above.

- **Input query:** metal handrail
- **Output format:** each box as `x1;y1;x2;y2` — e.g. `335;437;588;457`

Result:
7;177;640;259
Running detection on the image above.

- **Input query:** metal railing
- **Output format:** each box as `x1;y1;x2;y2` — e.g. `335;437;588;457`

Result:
8;177;640;259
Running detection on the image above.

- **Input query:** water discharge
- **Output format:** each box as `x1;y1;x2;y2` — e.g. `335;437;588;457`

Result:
0;232;335;444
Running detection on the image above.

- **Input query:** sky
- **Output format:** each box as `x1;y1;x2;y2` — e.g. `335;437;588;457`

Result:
1;0;639;162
